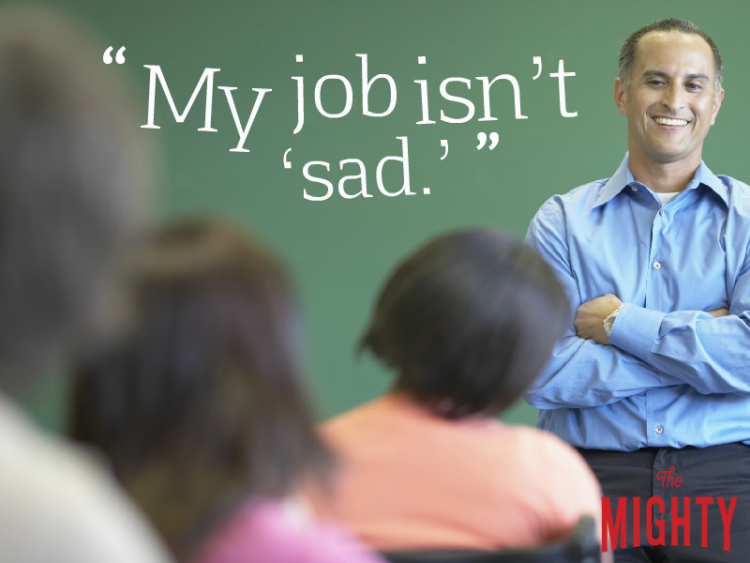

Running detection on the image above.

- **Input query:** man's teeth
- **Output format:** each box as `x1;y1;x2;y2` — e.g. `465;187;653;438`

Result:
654;117;688;126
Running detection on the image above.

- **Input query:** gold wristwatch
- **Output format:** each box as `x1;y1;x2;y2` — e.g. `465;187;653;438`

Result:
603;304;624;337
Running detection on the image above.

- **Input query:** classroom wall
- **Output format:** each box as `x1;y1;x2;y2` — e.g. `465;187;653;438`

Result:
13;0;750;429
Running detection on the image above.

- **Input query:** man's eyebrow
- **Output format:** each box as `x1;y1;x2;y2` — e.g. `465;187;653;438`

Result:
641;70;710;82
641;70;669;80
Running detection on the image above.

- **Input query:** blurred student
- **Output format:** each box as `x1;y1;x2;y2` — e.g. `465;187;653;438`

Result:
312;229;604;553
70;219;385;563
0;8;171;563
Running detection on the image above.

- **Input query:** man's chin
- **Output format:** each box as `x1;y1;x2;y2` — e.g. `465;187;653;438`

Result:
643;144;699;165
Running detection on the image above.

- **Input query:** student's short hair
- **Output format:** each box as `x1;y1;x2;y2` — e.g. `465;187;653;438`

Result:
0;9;145;389
619;18;723;90
71;219;330;557
361;228;569;419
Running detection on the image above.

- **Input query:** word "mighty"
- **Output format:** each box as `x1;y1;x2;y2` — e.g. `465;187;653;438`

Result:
602;496;737;553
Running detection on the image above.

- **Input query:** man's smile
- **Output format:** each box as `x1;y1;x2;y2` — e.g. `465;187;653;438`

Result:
653;117;690;126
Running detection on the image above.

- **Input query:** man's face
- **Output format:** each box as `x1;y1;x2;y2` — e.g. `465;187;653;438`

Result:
614;31;724;166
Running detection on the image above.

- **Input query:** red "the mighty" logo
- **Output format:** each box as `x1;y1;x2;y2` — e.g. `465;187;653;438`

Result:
601;467;737;553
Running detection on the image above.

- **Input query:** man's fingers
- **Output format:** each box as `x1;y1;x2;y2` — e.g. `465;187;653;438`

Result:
708;308;729;318
575;324;593;340
573;317;587;338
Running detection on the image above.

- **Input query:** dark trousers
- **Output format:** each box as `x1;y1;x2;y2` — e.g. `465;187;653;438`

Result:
579;443;750;563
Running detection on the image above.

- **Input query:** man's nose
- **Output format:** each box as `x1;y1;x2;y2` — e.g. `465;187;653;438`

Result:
661;82;686;111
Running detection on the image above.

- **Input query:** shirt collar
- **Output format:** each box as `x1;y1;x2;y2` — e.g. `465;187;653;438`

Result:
592;153;730;209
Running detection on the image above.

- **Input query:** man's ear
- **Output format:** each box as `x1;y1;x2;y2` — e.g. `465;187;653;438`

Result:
614;77;628;116
710;88;724;125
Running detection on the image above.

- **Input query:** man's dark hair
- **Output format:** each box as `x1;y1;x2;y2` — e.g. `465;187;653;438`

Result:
0;9;145;390
70;218;331;559
361;228;570;420
619;18;723;90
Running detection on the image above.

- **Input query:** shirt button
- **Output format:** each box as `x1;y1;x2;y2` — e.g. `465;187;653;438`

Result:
659;209;665;216
631;185;639;191
654;262;662;270
655;426;664;434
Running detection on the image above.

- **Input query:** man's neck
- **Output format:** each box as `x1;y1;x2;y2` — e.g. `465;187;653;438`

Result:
628;148;702;194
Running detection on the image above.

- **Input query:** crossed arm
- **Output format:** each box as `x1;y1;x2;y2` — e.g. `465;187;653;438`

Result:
574;294;728;346
524;203;750;410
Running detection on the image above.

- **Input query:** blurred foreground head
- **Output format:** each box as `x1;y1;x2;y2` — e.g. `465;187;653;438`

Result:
71;218;330;558
0;8;145;390
361;228;570;419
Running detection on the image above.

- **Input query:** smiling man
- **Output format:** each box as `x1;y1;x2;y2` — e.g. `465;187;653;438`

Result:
525;19;750;563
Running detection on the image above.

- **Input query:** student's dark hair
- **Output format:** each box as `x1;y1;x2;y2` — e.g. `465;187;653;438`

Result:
361;228;569;420
70;218;331;559
0;9;145;390
619;18;722;90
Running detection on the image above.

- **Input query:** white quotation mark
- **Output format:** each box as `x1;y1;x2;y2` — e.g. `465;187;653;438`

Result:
477;132;499;150
532;56;542;80
103;47;126;64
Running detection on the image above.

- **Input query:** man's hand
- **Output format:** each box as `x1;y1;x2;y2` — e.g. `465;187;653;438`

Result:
574;294;623;345
709;308;729;318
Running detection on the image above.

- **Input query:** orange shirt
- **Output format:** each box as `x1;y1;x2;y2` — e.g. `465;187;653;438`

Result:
313;394;601;551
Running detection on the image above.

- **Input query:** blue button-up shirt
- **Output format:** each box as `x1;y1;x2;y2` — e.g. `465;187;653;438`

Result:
524;154;750;451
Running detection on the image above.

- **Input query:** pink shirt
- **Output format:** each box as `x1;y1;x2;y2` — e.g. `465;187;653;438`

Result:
314;394;602;551
193;498;384;563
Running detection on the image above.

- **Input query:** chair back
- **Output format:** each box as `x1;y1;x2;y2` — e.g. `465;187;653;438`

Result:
380;515;600;563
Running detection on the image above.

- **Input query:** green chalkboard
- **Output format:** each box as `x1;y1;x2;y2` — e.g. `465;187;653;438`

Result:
12;0;750;430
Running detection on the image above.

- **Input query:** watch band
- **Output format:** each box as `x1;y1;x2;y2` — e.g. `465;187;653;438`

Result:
603;304;624;337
